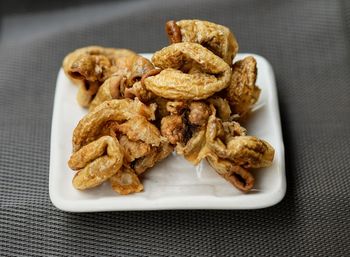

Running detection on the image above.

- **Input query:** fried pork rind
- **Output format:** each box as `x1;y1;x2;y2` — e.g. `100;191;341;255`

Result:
166;101;187;115
207;97;231;121
144;42;231;100
118;116;162;147
205;112;274;169
206;155;255;192
176;106;274;192
133;142;173;175
88;75;126;111
124;81;154;103
63;46;154;107
72;98;157;152
69;98;173;194
119;135;151;163
166;19;239;65
176;128;209;165
226;56;261;120
110;166;144;195
68;136;123;190
65;20;276;195
188;102;211;126
160;115;185;145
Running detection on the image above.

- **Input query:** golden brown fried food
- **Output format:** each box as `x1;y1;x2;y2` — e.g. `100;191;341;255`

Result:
226;56;261;119
144;43;231;100
89;75;127;111
207;97;231;121
69;98;173;194
160;115;185;145
206;154;254;192
124;81;154;103
176;106;274;192
118;135;151;163
117;116;162;147
176;128;209;165
206;111;274;169
72;98;156;152
188;102;211;126
165;20;182;43
110;166;144;195
166;101;187;115
63;46;154;107
153;97;170;120
222;120;247;137
133;142;173;175
165;19;239;64
68;136;123;190
65;20;275;195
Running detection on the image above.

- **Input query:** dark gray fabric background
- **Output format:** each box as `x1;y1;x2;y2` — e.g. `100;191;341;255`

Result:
1;0;350;256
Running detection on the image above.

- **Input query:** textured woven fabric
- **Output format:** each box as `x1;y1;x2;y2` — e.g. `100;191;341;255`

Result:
1;0;350;256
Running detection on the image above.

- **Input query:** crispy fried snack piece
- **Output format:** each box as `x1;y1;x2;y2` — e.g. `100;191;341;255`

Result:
113;114;173;175
119;135;151;163
63;46;154;107
91;62;155;110
166;101;187;115
72;98;156;152
144;42;231;100
160;115;185;145
206;112;274;169
110;166;144;195
165;19;239;65
225;56;261;120
206;154;254;192
176;106;274;192
88;75;127;111
188;102;210;126
69;98;173;194
118;116;162;147
124;81;154;103
207;97;231;121
133;142;173;175
68;136;123;190
176;128;209;165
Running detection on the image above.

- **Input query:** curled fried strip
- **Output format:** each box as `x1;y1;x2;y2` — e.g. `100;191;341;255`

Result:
117;116;162;147
133;142;173;175
72;99;156;152
206;112;274;168
207;97;231;121
160;115;185;145
144;43;231;100
124;81;154;103
226;56;261;119
63;46;154;107
110;166;144;195
68;136;123;190
166;101;187;115
206;155;254;192
176;106;274;192
119;135;151;163
63;46;135;107
141;68;162;85
89;75;127;111
165;20;182;43
76;82;100;107
188;102;210;126
167;20;239;64
176;128;209;165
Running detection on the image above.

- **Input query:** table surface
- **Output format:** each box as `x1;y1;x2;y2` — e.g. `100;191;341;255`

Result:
1;0;350;256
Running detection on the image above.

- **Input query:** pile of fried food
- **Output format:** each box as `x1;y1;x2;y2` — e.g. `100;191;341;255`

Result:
63;19;275;195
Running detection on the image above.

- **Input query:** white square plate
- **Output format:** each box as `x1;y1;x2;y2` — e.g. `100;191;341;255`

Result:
49;53;286;212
